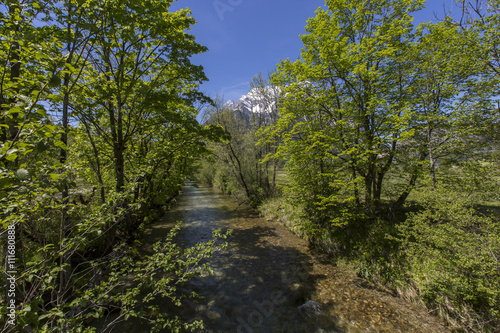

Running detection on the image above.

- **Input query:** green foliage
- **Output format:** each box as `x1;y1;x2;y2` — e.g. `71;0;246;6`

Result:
268;0;428;228
3;0;499;331
397;179;500;331
249;5;500;331
0;0;226;331
200;97;276;207
261;163;500;332
0;219;230;332
255;1;500;331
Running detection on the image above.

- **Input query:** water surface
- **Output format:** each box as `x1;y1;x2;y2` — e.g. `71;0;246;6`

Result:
101;184;449;333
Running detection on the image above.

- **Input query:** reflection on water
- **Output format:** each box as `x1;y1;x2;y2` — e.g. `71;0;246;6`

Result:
98;184;449;333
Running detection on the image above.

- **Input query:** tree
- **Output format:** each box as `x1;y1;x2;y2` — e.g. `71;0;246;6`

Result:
452;0;500;149
251;72;282;194
270;0;424;224
202;99;255;202
1;1;227;331
74;0;209;194
390;21;466;210
0;1;61;278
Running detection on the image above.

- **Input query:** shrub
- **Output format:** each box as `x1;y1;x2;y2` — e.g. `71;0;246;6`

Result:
398;189;500;332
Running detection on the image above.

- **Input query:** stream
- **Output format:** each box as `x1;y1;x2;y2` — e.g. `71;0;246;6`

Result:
102;184;449;333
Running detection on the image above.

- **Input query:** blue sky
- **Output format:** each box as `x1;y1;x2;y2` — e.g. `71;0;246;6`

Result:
170;0;457;105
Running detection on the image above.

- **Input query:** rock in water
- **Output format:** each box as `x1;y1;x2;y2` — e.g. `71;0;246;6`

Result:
298;300;322;318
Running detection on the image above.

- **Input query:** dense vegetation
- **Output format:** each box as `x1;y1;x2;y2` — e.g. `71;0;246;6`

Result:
0;0;229;332
200;0;500;331
1;0;499;331
199;74;281;207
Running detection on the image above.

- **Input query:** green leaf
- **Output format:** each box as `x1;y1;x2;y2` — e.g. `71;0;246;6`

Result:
54;141;67;150
5;153;17;161
65;63;78;73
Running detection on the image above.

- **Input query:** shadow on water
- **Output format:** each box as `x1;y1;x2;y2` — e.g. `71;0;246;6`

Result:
96;184;344;333
94;185;451;333
176;225;344;332
169;186;344;332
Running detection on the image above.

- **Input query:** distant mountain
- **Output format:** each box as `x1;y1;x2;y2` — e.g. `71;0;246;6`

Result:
223;87;280;123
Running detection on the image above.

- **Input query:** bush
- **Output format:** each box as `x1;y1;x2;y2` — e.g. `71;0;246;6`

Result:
398;188;500;332
0;179;231;333
259;161;500;332
196;159;216;186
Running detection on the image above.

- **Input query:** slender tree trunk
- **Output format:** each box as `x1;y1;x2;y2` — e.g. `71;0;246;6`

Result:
374;173;383;202
113;142;125;192
375;135;398;203
0;2;21;155
103;45;125;194
427;125;437;189
115;102;125;193
59;78;71;293
59;7;75;295
362;108;375;207
107;100;125;193
227;143;251;200
272;151;277;192
429;155;437;189
82;121;106;204
264;159;270;192
393;150;428;209
0;3;20;164
352;164;360;206
7;4;21;142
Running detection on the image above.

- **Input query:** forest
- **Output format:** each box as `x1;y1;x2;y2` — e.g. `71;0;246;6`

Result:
0;0;499;332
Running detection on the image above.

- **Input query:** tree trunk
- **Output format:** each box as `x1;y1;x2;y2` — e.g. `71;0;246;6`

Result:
427;124;437;189
272;151;277;193
82;121;106;204
0;3;21;150
393;172;418;210
114;142;125;193
115;101;125;192
7;4;21;142
108;102;125;193
429;150;437;190
103;45;125;194
374;172;383;202
393;150;428;209
352;164;360;206
59;77;71;294
59;7;75;294
228;143;252;200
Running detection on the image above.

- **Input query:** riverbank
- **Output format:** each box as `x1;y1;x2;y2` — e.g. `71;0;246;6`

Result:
146;184;450;332
258;192;500;333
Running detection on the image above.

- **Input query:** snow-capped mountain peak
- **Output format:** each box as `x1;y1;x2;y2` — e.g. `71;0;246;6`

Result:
223;87;280;115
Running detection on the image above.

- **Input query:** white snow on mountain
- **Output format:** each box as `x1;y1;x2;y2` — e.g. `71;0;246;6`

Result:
223;87;281;116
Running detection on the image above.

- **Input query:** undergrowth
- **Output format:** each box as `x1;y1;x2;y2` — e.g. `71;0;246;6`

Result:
259;181;500;332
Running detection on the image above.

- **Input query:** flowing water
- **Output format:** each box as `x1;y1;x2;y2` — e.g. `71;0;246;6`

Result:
101;184;449;333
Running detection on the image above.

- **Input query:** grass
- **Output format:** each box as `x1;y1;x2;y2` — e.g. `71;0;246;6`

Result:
258;163;500;333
